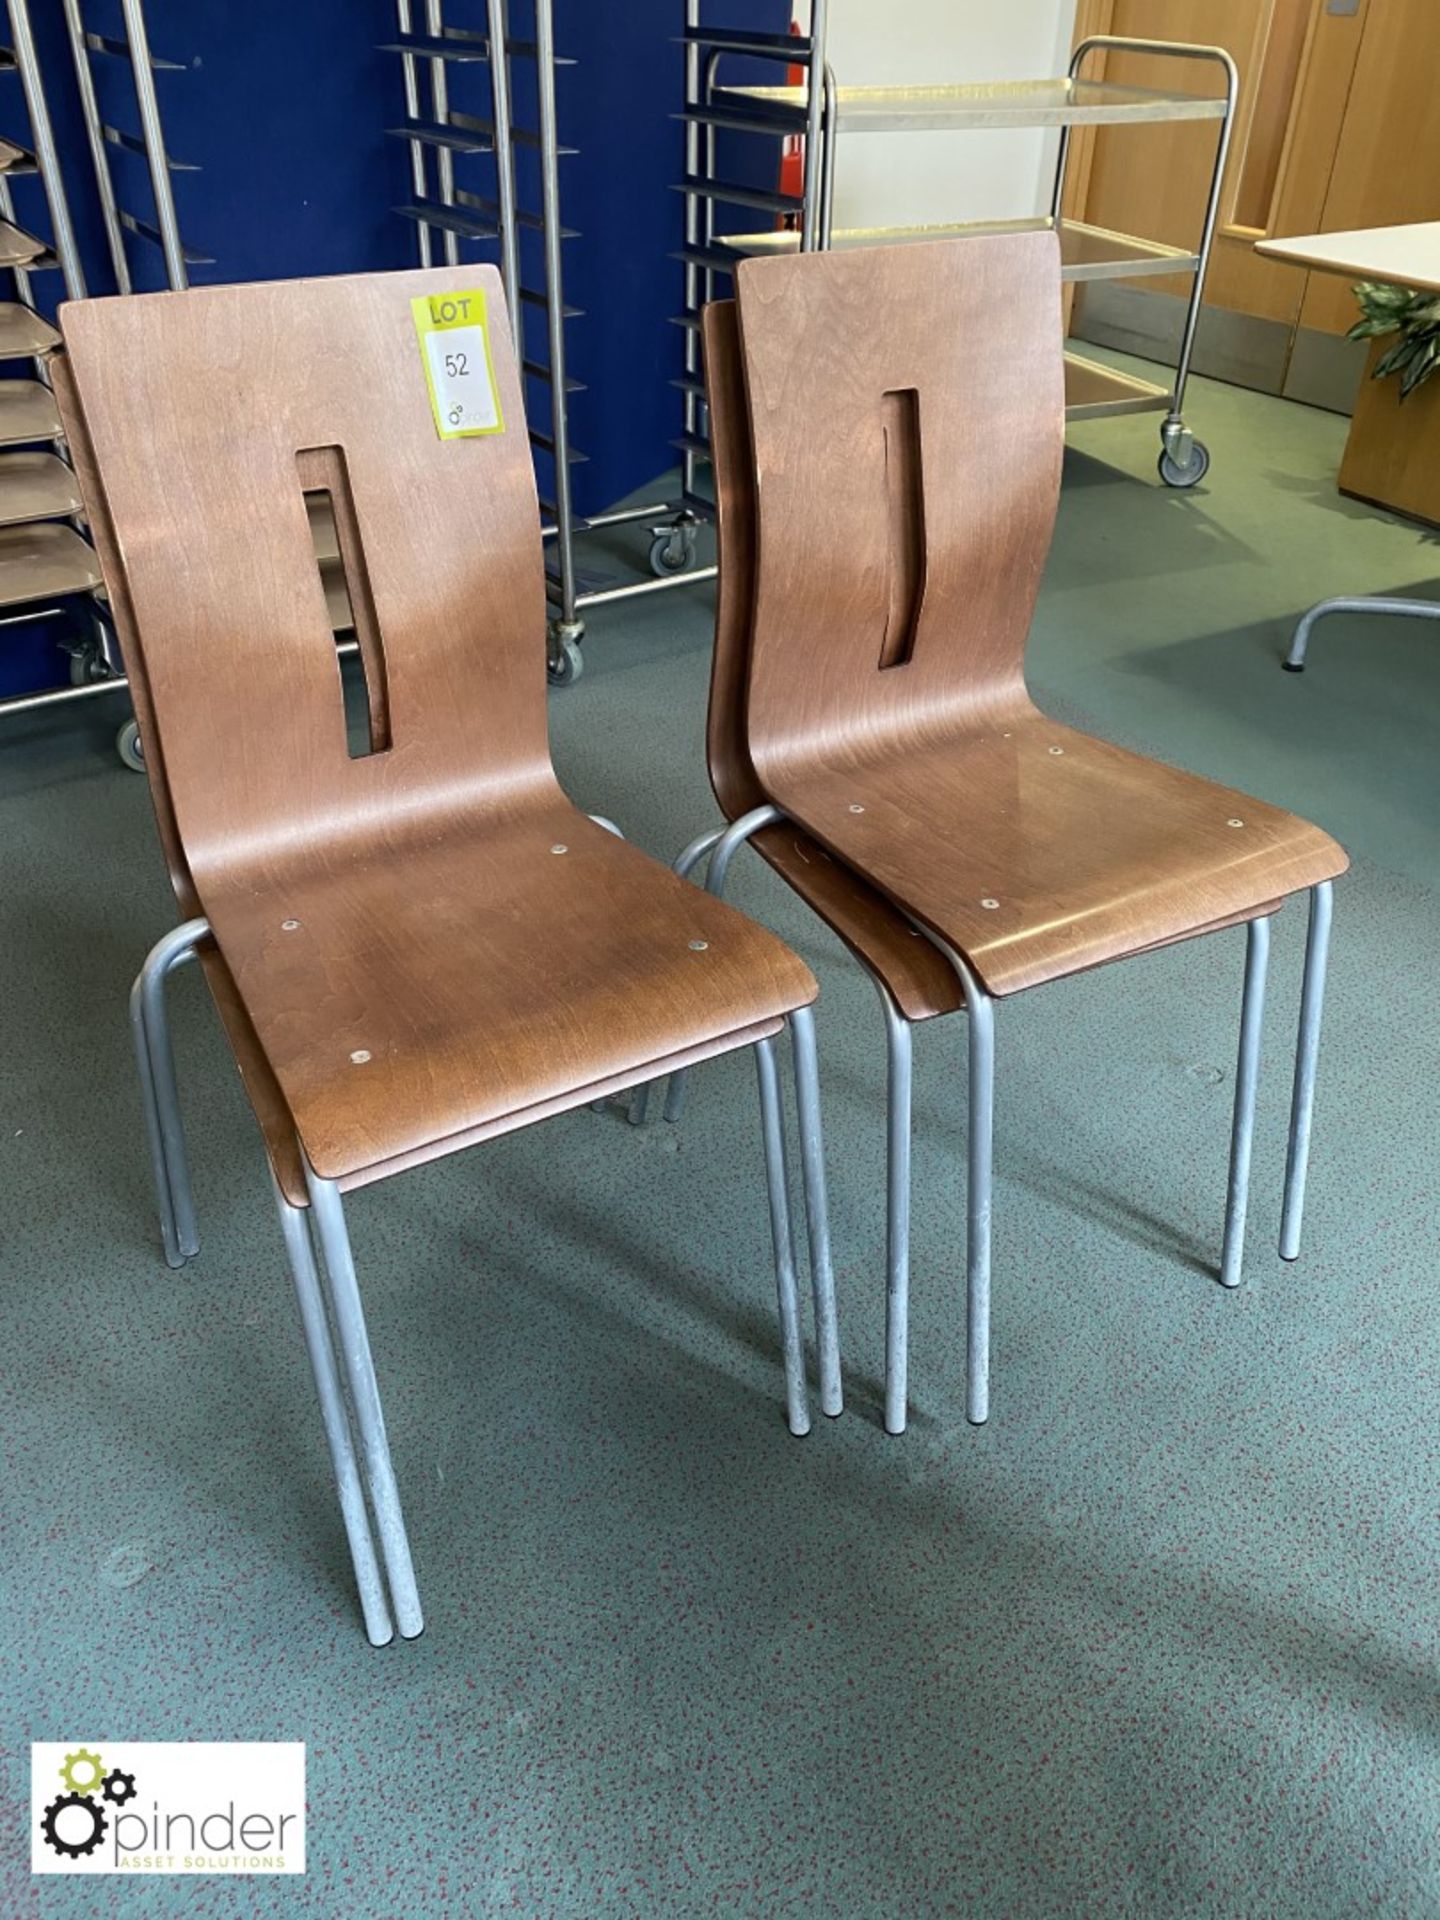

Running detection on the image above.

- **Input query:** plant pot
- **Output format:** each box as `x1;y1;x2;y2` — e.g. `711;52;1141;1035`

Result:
1337;340;1440;529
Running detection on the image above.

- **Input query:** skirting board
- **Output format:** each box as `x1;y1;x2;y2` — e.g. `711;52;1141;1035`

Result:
1072;282;1366;415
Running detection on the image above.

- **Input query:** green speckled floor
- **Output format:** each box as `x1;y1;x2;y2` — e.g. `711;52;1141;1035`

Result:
4;364;1439;1917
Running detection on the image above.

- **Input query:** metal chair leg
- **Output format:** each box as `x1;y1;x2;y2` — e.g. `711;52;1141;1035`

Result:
130;973;182;1269
788;1005;842;1418
963;983;997;1426
628;823;727;1126
871;979;913;1436
1220;913;1271;1289
1280;881;1334;1262
271;1177;394;1648
910;929;996;1426
1284;594;1440;672
133;917;209;1266
302;1161;424;1639
753;1034;812;1437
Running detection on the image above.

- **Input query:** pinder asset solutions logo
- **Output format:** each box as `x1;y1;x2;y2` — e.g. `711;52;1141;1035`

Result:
31;1743;305;1875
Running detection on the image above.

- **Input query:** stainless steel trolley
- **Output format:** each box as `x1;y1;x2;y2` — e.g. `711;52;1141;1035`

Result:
675;21;1236;492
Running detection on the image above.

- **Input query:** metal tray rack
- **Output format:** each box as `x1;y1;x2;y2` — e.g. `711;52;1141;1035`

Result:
0;1;114;753
677;23;1236;490
384;2;724;687
673;2;832;520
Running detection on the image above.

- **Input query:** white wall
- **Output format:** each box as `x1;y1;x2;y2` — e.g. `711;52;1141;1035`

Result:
802;1;1081;231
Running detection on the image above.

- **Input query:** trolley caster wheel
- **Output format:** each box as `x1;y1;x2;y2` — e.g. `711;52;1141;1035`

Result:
1158;438;1210;489
648;523;698;577
547;625;584;688
68;641;106;687
116;716;145;772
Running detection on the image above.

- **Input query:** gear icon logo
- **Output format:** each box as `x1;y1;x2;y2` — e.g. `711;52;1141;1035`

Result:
41;1790;108;1860
58;1748;105;1796
40;1748;141;1863
102;1768;137;1807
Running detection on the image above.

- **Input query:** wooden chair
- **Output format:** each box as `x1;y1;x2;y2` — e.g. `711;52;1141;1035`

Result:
640;233;1346;1432
55;264;841;1648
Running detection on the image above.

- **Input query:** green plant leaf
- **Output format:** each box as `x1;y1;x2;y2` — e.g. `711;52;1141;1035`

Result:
1373;334;1418;380
1399;335;1440;398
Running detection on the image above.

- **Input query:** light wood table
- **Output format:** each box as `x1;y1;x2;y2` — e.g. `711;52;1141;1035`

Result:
1256;223;1440;671
1257;221;1440;295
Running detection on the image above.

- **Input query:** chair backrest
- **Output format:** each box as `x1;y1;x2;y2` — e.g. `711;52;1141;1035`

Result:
731;233;1065;783
57;265;550;901
699;297;766;823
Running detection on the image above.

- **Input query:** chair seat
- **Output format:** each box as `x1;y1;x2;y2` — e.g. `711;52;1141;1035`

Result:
762;714;1348;998
202;806;816;1182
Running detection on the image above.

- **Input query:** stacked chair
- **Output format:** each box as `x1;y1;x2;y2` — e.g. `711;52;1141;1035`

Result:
57;235;1347;1645
54;265;841;1647
635;232;1345;1435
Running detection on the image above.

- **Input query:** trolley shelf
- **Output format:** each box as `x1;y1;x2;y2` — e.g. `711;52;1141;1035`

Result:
393;201;498;242
673;174;803;217
0;523;102;606
0;379;60;445
714;76;1228;132
677;25;814;60
117;210;213;264
380;35;571;64
712;217;1199;282
385;117;494;155
380;31;494;63
0;135;33;172
0;451;83;524
0;217;48;265
1063;353;1171;420
0;299;59;357
83;32;183;72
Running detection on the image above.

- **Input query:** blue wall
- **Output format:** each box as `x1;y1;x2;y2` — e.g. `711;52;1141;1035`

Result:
1;0;791;690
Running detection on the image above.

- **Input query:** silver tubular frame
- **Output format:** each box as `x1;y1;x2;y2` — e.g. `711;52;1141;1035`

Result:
649;811;1328;1428
271;1177;395;1647
424;0;461;268
870;978;913;1436
753;1030;811;1437
8;0;86;298
118;0;188;290
486;0;520;334
1057;36;1237;470
1219;914;1271;1290
1280;882;1334;1262
132;915;210;1268
395;0;433;269
61;0;130;292
533;0;577;637
302;1160;425;1640
788;1004;843;1417
1283;595;1440;673
904;923;995;1427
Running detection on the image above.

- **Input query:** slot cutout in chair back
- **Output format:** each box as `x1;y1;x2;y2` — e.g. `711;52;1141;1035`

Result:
297;446;390;759
733;232;1066;773
879;388;925;672
56;265;550;895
